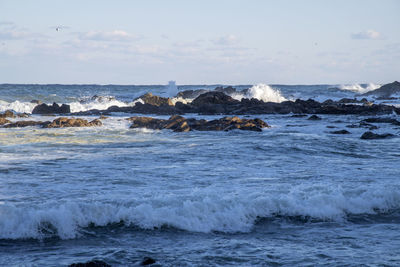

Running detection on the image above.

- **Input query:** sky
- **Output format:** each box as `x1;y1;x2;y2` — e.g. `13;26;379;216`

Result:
0;0;399;84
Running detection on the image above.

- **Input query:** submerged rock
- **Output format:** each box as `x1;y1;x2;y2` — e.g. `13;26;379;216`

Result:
43;117;102;128
307;115;322;120
330;130;351;134
68;260;111;267
2;121;47;128
32;102;70;114
362;117;400;126
360;131;394;140
128;115;269;132
141;257;156;265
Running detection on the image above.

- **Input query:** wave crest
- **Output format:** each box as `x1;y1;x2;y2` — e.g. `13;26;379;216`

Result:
232;84;287;103
339;83;380;94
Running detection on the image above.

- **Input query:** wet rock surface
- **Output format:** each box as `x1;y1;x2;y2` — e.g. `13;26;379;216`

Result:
362;81;400;99
135;92;173;106
1;117;102;128
128;115;269;132
32;102;71;114
360;131;395;140
330;130;351;134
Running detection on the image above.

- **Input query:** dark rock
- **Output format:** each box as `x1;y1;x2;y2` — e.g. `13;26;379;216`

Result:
360;131;394;139
128;115;269;132
330;130;351;134
362;117;400;126
30;99;42;104
291;114;307;117
0;118;11;125
362;81;400;98
326;125;337;128
214;86;237;95
32;102;70;114
135;93;173;106
176;89;208;99
192;92;238;106
43;117;102;128
307;115;321;120
2;120;47;128
69;260;111;267
141;257;156;266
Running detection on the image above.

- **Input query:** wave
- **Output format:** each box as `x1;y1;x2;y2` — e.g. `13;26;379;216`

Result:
1;185;398;240
231;84;287;103
339;83;380;94
0;96;143;114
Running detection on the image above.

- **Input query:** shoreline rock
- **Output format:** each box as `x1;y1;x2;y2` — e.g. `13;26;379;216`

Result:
128;115;269;132
32;102;70;114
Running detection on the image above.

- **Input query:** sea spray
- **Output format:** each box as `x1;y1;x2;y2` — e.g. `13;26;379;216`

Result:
231;84;287;103
339;83;380;94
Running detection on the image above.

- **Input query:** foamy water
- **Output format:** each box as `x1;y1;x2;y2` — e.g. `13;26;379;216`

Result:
339;83;381;94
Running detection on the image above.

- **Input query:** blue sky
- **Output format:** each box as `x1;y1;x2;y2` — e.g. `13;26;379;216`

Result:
0;0;399;84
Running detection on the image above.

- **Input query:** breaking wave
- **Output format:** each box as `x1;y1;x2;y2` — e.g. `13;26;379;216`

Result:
231;84;287;103
339;83;380;94
1;185;398;240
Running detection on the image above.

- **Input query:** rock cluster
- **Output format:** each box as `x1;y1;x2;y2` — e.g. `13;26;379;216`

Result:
128;115;269;132
32;102;70;114
1;117;102;128
135;92;173;106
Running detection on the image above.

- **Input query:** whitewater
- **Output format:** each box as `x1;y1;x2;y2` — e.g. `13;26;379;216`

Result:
1;83;400;266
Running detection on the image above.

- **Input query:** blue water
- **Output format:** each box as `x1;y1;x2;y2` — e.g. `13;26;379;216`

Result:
0;84;399;266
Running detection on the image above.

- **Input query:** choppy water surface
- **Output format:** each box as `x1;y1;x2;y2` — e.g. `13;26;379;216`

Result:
0;84;399;266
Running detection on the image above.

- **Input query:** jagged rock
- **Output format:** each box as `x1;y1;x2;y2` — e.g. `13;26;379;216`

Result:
176;89;208;99
2;121;47;128
0;110;15;118
128;115;269;132
360;131;394;139
307;115;321;120
330;130;351;134
32;102;70;114
135;92;173;106
363;81;400;98
0;118;11;125
43;117;102;128
214;86;237;95
141;257;156;266
68;260;111;267
192;92;238;106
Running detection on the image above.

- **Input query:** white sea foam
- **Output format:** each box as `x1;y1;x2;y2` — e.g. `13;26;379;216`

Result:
0;186;398;239
0;100;37;114
231;84;288;103
339;83;380;94
0;97;143;114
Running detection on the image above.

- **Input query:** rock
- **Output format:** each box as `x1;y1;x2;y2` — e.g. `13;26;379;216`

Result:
362;117;400;126
2;120;47;128
0;110;15;118
32;102;71;114
135;93;173;106
192;92;238;106
360;131;394;139
362;81;400;98
291;114;307;117
99;115;108;120
330;130;351;134
214;86;237;95
176;89;209;99
68;260;111;267
0;118;11;125
307;115;321;120
128;115;269;132
43;117;102;128
141;257;156;266
30;99;42;104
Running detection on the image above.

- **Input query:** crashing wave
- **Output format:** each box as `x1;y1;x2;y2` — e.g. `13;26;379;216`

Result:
231;84;287;103
339;83;380;94
0;185;398;240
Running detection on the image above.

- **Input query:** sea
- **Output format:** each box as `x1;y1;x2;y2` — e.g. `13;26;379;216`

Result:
0;83;399;266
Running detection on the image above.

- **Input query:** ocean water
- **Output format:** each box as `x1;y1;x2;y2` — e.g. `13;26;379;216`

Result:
0;83;399;266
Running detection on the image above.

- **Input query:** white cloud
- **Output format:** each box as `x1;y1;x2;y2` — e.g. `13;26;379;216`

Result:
212;34;239;45
351;30;382;40
78;30;140;42
0;29;45;40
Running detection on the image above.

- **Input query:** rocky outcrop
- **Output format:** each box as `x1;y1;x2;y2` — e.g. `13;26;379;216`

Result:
176;89;208;99
69;260;111;267
2;121;47;128
0;118;11;125
360;131;394;139
0;110;15;118
136;92;173;106
128;115;269;132
43;117;102;128
32;102;71;114
362;81;400;99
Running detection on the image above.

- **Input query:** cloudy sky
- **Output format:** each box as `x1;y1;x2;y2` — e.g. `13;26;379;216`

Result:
0;0;399;84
